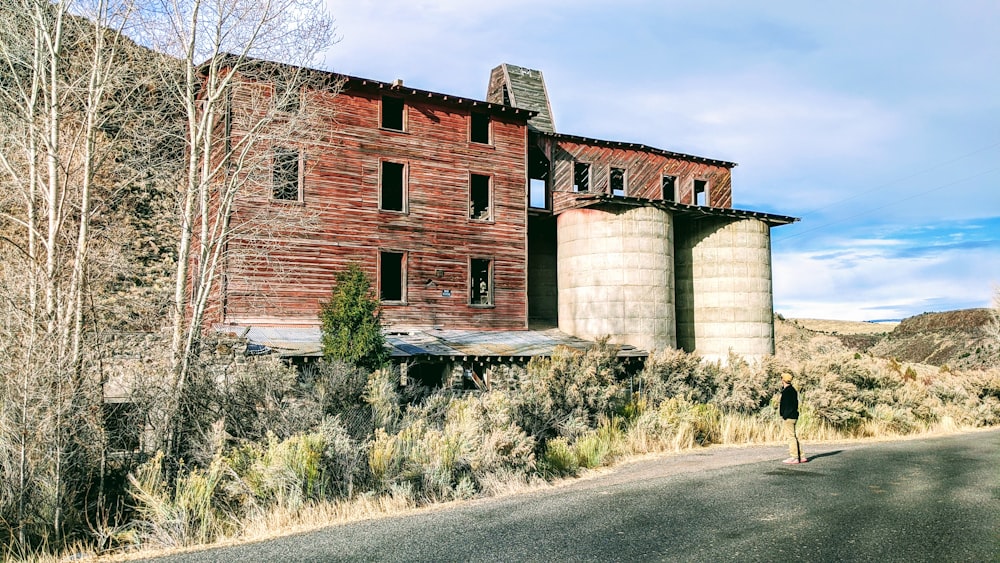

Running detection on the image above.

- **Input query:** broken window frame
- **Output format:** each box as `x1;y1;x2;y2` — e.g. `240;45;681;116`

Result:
380;95;405;131
694;179;708;206
610;166;627;197
379;250;406;303
529;177;548;209
470;111;491;144
469;173;492;221
469;257;494;307
271;146;302;201
528;144;551;210
379;160;407;213
661;174;676;202
573;162;591;193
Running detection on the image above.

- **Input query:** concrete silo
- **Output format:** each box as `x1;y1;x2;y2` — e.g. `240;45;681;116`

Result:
674;216;776;361
557;204;676;352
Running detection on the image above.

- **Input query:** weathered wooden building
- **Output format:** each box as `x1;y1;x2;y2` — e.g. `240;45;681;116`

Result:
210;61;796;372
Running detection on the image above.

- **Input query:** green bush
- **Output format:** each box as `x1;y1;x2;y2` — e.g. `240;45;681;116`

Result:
573;417;624;468
540;437;578;477
319;264;389;371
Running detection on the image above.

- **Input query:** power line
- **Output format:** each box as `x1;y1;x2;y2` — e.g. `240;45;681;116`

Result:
774;166;1000;242
791;139;1000;220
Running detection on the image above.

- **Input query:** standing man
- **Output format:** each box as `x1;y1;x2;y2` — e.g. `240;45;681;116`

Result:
780;373;806;464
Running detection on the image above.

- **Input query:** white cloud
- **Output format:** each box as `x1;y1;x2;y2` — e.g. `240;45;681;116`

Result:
773;241;1000;320
563;68;903;179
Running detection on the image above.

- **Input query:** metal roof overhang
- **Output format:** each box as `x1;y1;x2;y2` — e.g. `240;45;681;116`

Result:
209;54;538;122
564;194;799;227
217;325;647;360
538;131;738;168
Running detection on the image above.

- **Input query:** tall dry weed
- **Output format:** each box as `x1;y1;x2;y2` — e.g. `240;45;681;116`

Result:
128;452;236;548
517;340;624;443
366;392;535;501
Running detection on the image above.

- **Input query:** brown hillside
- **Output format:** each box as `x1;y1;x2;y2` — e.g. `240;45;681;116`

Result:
893;309;993;335
785;309;999;370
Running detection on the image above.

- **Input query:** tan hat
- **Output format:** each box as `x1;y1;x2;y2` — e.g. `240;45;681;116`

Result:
781;373;793;383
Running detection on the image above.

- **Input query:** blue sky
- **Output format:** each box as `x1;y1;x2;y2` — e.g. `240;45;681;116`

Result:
319;0;1000;321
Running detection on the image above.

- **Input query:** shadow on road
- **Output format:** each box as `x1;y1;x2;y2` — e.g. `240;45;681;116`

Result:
807;450;843;461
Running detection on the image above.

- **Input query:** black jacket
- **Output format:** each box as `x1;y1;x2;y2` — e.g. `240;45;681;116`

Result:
780;384;799;420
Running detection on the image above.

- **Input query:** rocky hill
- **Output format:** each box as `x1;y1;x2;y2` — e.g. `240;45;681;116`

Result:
782;309;998;371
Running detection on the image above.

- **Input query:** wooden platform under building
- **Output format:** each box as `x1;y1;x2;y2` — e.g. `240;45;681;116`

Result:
223;325;647;361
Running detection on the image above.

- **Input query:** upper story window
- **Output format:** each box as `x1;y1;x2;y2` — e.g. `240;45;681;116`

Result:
469;173;492;220
275;83;301;113
380;160;406;212
694;179;708;206
272;147;301;201
573;162;590;192
610;167;626;197
662;175;676;202
528;145;550;209
381;95;405;131
470;111;491;144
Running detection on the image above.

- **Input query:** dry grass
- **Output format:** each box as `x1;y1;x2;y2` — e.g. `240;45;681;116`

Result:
790;318;899;334
42;329;1000;562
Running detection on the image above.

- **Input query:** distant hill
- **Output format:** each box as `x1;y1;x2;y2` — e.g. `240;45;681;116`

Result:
782;309;998;371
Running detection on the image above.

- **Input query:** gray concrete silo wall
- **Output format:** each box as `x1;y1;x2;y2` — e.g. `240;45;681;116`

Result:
674;217;775;361
557;206;676;352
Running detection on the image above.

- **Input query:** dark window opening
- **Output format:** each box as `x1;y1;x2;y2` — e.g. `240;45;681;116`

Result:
471;112;490;144
272;147;300;201
694;179;708;206
610;167;626;196
502;85;511;106
276;83;300;113
662;175;676;202
103;402;141;452
470;174;491;220
381;96;404;130
381;161;405;212
573;162;590;192
471;258;493;305
380;251;405;302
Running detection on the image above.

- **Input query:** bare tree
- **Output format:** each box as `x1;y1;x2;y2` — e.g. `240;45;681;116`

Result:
0;0;338;551
0;0;183;551
131;0;337;455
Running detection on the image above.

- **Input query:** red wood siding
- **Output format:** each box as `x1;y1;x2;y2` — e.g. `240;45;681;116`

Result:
220;79;530;330
539;137;733;214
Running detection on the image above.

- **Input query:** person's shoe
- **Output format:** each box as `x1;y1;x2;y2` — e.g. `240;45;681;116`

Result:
798;457;809;463
782;457;799;464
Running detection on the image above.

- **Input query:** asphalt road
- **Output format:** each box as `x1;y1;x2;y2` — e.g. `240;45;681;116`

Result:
145;430;1000;562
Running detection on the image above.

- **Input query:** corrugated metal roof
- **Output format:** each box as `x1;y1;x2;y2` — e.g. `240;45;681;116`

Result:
567;194;799;226
219;326;646;359
541;131;738;168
